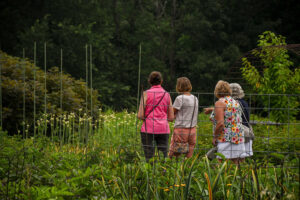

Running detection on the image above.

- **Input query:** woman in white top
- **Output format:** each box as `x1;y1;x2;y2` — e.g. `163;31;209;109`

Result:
169;77;198;158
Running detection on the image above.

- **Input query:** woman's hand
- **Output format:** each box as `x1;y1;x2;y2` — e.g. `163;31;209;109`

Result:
212;138;217;146
204;107;214;114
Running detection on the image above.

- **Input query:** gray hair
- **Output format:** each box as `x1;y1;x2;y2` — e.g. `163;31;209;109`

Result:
230;83;245;99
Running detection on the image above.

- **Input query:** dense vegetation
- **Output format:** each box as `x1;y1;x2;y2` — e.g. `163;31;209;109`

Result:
0;111;299;199
1;0;299;109
0;1;299;199
241;31;300;122
0;51;100;134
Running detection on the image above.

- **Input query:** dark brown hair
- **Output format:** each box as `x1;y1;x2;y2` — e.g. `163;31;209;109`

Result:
176;77;192;93
148;71;163;86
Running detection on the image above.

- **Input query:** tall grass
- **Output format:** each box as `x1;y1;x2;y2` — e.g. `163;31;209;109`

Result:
0;110;299;199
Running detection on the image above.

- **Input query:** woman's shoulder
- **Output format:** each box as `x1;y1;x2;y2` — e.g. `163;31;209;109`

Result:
238;98;248;106
180;94;198;100
215;99;226;107
190;94;197;98
217;97;226;103
175;94;184;100
239;98;248;103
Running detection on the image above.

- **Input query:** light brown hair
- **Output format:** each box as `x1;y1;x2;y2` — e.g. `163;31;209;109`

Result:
148;71;163;86
176;77;192;93
214;80;232;98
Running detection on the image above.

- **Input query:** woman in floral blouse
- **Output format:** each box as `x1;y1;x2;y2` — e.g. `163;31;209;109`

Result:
210;80;247;164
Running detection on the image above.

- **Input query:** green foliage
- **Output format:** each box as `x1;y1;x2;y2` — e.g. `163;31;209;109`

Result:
241;31;300;122
0;110;299;199
0;51;100;134
1;0;299;109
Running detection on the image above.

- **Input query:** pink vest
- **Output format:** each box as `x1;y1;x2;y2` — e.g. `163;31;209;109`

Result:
141;85;170;134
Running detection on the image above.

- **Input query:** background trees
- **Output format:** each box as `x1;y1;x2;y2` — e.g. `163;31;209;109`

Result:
0;0;299;110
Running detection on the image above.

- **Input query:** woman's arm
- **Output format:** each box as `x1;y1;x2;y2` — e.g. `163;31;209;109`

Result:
212;100;226;145
167;97;175;122
173;108;178;118
137;92;147;120
204;107;214;114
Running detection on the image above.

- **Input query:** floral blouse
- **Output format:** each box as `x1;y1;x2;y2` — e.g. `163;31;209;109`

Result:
210;96;244;144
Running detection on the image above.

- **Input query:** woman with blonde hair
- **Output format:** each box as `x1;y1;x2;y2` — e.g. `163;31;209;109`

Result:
209;80;247;163
169;77;198;158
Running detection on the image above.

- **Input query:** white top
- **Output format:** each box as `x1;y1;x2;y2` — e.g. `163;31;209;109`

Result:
173;94;198;128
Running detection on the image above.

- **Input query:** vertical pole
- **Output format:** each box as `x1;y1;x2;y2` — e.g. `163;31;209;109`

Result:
196;92;200;153
85;44;88;115
90;45;92;117
23;49;26;139
249;93;252;156
85;44;88;148
60;49;63;116
33;42;36;137
44;43;47;114
249;94;252;121
287;95;290;151
85;45;89;166
60;49;63;144
135;44;142;152
90;45;93;117
44;42;47;136
0;52;2;128
137;44;142;111
267;94;270;164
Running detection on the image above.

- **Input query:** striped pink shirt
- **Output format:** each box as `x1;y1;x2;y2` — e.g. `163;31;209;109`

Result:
141;85;170;134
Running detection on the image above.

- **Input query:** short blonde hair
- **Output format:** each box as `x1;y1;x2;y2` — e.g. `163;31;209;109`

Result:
214;80;232;99
176;77;192;93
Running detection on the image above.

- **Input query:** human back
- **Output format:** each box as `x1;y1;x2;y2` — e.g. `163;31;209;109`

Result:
173;94;198;128
217;95;243;144
137;71;174;161
169;77;198;158
143;84;171;134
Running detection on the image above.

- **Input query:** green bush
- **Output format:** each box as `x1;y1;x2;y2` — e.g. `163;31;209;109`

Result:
241;31;300;122
0;51;100;134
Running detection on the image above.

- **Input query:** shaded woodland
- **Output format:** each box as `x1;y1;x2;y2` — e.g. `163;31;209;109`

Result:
0;0;299;109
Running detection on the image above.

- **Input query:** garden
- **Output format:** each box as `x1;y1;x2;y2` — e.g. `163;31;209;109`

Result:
1;1;300;199
0;109;299;199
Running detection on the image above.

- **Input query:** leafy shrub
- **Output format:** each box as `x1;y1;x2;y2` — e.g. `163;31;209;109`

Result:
241;31;300;122
0;51;100;134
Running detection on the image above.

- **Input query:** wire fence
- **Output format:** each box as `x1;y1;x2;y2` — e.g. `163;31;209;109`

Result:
0;47;299;199
136;91;300;168
0;47;299;166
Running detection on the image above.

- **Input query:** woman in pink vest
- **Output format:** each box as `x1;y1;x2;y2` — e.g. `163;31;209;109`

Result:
138;71;174;161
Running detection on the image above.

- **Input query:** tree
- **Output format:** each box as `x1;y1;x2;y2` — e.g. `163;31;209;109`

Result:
241;31;300;122
1;51;100;134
